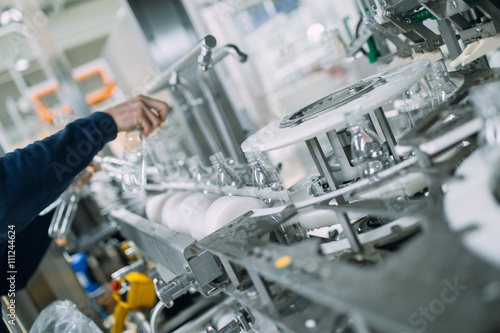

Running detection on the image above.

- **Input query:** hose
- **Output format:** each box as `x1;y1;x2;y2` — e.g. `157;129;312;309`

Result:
150;302;166;333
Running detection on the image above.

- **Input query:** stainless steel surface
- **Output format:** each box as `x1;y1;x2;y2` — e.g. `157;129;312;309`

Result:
13;2;500;332
198;68;246;164
305;137;344;195
111;259;146;282
154;273;194;307
110;208;195;275
145;35;217;94
280;78;386;128
372;107;401;163
176;76;225;156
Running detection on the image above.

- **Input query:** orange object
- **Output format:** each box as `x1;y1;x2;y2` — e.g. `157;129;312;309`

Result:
30;62;116;124
30;81;72;124
74;65;116;105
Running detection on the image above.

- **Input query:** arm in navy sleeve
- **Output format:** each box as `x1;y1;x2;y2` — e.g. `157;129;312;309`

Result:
0;112;117;240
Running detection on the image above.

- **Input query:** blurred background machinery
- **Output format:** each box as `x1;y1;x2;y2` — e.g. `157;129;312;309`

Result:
2;0;500;332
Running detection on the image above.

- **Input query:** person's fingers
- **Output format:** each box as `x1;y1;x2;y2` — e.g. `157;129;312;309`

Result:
142;105;162;131
138;112;154;136
104;95;168;133
139;95;169;122
144;105;162;127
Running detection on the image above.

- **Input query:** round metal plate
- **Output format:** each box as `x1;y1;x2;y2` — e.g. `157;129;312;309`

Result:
280;77;386;128
242;60;431;153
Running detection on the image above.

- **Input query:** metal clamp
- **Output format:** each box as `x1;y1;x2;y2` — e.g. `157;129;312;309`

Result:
111;259;146;282
206;308;252;333
153;271;194;308
48;189;80;239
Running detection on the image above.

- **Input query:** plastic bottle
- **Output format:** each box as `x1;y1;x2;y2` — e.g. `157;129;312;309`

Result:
148;127;179;182
209;152;242;195
427;60;456;109
245;147;307;243
245;147;291;207
346;110;393;179
122;126;147;192
187;155;212;187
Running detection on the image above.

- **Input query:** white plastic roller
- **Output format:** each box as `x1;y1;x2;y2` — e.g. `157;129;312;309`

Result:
161;191;192;230
145;191;174;223
179;193;221;239
205;196;267;236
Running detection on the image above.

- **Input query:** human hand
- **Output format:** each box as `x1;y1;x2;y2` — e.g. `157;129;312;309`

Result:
105;95;169;136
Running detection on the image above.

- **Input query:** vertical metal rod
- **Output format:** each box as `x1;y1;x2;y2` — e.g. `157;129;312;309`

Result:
305;137;346;204
176;81;224;156
372;107;401;163
198;70;244;163
247;270;274;310
475;55;490;70
437;20;462;61
326;130;360;181
339;213;363;254
166;99;209;163
219;257;242;287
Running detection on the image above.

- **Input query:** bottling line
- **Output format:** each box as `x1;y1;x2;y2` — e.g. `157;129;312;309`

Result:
2;0;500;332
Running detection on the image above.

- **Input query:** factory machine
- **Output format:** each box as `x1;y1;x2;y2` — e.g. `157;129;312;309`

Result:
5;0;500;332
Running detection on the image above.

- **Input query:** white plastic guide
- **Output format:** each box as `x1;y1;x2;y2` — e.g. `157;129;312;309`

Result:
241;60;431;153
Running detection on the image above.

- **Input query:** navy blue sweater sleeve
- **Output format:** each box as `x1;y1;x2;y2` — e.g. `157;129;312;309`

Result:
0;112;117;240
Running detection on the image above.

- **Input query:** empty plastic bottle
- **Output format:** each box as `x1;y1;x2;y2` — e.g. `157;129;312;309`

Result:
245;147;308;243
187;155;212;188
346;110;393;179
209;152;242;195
148;128;178;182
122;126;147;192
245;147;291;207
427;60;456;109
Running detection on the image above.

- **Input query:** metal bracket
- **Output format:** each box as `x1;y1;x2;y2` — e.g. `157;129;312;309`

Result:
153;271;194;308
206;308;252;333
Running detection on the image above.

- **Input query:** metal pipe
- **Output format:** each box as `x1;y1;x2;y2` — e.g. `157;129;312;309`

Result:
145;35;217;94
150;302;165;333
176;78;224;155
338;213;363;254
211;44;248;65
197;70;244;163
305;137;346;204
197;44;249;163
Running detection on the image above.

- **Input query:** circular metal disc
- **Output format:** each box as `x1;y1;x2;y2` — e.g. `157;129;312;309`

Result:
242;60;431;153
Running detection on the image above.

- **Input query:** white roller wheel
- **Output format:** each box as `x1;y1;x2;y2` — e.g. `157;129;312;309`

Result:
161;192;191;231
178;193;221;239
205;196;267;236
145;192;174;223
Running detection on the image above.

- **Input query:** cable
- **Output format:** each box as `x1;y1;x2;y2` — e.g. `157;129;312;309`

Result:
150;301;166;333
